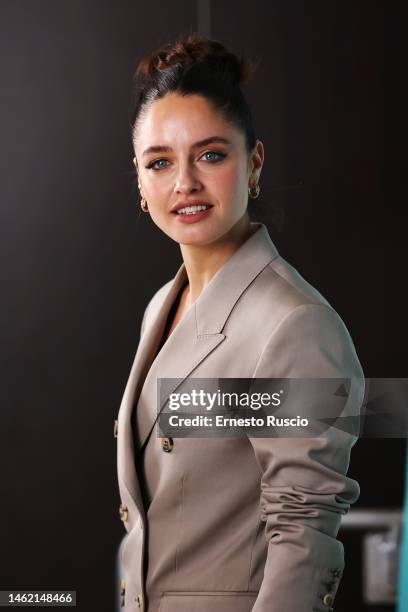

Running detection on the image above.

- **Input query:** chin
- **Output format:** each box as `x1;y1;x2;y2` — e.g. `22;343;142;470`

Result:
170;225;217;246
175;231;215;247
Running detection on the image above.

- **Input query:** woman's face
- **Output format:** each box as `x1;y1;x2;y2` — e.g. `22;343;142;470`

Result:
133;92;263;246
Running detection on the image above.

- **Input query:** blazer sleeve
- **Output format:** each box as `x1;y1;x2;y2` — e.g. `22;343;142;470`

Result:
248;303;364;612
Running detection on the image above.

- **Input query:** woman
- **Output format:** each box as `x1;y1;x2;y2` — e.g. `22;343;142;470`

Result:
116;33;364;612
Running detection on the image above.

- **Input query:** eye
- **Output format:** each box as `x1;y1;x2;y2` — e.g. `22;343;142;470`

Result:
145;150;226;171
146;158;169;171
201;151;226;162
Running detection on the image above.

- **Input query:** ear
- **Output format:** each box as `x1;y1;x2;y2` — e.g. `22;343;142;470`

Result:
132;156;137;168
250;139;264;180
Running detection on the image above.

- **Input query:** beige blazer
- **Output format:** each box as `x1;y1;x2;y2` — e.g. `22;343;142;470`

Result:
116;222;364;612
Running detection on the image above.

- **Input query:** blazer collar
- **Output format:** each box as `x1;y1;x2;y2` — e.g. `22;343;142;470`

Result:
170;221;280;336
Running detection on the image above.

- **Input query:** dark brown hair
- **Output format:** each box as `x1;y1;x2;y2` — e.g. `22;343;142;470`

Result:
130;32;259;156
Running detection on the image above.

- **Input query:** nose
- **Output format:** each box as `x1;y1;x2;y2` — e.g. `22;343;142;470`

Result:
174;161;202;194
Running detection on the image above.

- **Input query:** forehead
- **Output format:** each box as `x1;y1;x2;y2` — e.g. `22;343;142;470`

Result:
136;92;241;148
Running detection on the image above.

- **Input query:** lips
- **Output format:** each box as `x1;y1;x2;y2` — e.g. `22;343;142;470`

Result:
171;202;213;213
172;204;213;223
174;206;212;216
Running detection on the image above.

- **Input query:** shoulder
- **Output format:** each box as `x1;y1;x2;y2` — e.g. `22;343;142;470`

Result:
246;255;363;377
146;278;173;312
248;253;348;331
256;260;363;379
256;254;332;312
140;277;174;336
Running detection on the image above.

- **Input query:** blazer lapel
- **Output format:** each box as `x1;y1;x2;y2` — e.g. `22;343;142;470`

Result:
136;312;226;452
135;222;280;452
117;262;191;513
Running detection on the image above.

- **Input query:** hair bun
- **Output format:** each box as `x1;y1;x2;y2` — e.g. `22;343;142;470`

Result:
135;32;257;88
131;32;258;157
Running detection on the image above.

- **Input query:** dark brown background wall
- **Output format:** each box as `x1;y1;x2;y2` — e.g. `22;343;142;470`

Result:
1;2;403;611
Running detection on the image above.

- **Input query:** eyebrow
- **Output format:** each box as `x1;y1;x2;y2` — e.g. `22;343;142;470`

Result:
142;136;232;158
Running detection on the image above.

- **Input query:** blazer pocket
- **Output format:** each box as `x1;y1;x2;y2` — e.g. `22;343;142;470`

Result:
159;591;259;612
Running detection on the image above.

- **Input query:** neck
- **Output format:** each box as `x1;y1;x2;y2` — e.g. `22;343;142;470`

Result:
179;213;255;307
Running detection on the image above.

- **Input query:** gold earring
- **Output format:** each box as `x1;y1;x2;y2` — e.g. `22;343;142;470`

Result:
248;182;260;199
138;179;149;212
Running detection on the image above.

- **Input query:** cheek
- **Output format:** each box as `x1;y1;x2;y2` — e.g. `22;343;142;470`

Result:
143;177;170;216
144;174;166;196
212;165;242;199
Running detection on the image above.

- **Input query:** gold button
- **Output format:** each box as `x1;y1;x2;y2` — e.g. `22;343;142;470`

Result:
119;504;128;522
120;578;126;607
135;593;143;608
323;593;334;607
161;437;174;452
114;419;118;438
